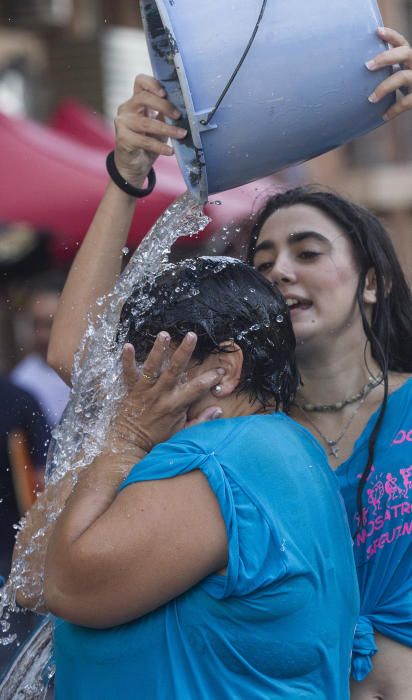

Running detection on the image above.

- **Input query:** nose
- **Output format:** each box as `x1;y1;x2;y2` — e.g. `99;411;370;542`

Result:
269;256;297;286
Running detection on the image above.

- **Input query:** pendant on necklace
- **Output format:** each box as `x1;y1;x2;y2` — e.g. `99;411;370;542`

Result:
327;441;340;458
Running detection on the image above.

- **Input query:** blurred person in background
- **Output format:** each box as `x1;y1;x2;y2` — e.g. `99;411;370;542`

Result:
0;376;49;581
11;273;70;429
0;375;50;675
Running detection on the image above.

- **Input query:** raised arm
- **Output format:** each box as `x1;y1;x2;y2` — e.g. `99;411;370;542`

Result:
47;75;187;385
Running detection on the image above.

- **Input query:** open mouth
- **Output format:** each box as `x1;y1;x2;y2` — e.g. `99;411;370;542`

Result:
285;297;312;312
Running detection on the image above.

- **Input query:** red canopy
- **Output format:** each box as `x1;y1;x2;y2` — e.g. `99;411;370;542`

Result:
0;101;281;262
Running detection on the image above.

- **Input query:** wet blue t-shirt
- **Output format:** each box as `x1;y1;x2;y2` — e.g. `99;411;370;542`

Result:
337;378;412;680
54;413;358;699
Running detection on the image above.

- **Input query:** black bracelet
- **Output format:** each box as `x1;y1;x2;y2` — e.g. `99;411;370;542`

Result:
106;151;156;197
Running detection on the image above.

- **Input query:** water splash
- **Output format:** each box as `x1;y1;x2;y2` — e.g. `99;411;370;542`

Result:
0;618;54;699
0;192;210;697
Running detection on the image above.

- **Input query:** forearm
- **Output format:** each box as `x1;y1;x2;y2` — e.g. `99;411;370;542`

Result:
47;181;139;385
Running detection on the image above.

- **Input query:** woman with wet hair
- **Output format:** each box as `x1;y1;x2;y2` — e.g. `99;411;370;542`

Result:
118;257;298;408
18;257;358;698
247;184;412;699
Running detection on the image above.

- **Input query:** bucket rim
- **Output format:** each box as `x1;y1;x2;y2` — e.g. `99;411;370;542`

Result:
140;0;209;202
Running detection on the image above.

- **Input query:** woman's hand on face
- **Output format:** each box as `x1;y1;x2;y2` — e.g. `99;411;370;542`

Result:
114;74;188;187
111;332;224;453
367;27;412;121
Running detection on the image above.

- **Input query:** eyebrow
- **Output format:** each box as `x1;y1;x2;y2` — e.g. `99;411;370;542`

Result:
288;231;330;245
254;230;330;256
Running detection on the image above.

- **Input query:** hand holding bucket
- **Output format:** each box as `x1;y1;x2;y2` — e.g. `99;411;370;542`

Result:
140;0;400;201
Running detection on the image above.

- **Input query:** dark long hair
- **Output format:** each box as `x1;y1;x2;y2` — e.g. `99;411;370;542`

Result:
118;256;300;410
247;185;412;526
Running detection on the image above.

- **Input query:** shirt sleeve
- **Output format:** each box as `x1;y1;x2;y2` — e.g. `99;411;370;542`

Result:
119;427;285;599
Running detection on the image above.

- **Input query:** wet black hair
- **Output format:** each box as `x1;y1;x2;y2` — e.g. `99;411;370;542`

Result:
246;185;412;530
118;256;299;410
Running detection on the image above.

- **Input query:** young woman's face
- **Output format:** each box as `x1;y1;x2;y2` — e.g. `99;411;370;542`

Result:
252;204;364;345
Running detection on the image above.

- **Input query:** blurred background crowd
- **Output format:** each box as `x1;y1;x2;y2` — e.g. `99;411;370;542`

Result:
0;0;411;676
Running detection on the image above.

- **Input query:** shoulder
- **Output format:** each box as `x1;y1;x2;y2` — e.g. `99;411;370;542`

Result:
11;354;40;377
13;355;56;388
169;415;255;453
388;372;412;390
177;412;325;464
388;373;412;404
177;412;306;445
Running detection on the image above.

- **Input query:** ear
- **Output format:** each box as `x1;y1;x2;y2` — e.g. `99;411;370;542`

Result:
363;268;378;305
210;341;244;398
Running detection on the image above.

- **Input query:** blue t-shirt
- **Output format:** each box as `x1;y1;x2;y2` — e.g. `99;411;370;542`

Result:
337;378;412;681
54;413;358;699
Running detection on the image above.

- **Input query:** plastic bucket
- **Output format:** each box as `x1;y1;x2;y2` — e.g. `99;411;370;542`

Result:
140;0;394;202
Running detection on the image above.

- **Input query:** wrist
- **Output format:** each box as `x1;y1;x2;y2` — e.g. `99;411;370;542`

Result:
107;423;151;458
114;152;153;187
106;151;156;197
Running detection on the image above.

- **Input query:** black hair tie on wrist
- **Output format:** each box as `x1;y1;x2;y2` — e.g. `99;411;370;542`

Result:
106;151;156;197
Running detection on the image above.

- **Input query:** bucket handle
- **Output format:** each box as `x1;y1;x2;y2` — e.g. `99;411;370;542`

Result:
200;0;268;127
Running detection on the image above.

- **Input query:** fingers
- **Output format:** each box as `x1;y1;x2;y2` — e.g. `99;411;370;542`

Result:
133;74;166;99
151;331;226;407
135;115;187;140
185;406;223;429
131;330;226;398
116;123;174;157
119;332;226;450
139;332;171;384
366;45;412;72
161;332;198;388
367;27;412;72
119;90;181;121
377;27;410;51
116;115;187;153
196;406;223;422
115;80;185;160
179;368;226;409
381;92;412;122
156;333;226;403
366;28;412;120
368;68;412;105
122;344;138;388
